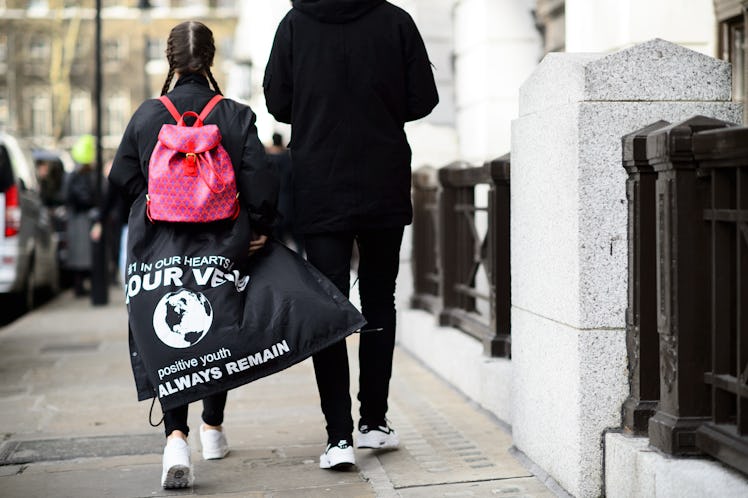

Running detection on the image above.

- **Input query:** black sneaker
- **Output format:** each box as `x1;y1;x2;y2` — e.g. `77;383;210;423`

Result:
319;439;355;469
357;423;399;449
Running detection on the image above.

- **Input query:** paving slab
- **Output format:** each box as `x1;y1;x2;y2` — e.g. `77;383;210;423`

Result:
0;453;374;498
398;477;553;497
375;349;533;489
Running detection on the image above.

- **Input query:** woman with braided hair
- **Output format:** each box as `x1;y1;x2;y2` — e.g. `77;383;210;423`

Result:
109;21;279;488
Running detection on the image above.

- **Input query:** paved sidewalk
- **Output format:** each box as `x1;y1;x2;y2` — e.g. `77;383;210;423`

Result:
0;288;553;497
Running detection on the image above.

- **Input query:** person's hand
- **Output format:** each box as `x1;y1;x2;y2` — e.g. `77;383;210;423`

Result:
90;221;102;241
248;234;268;256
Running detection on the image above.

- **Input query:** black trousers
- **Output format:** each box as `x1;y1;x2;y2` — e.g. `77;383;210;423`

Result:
163;391;227;437
305;227;404;443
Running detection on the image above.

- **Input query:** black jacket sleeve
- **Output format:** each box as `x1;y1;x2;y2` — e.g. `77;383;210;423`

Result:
96;178;130;225
263;17;294;124
109;106;147;202
401;17;439;122
236;110;279;235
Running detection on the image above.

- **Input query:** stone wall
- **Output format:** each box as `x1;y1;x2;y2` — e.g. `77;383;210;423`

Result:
510;39;742;497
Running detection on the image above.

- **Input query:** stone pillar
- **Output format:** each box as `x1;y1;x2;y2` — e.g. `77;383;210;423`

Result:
510;39;741;498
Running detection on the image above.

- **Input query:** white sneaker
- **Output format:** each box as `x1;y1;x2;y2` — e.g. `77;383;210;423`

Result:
319;440;355;469
161;438;193;489
357;424;400;449
200;424;229;460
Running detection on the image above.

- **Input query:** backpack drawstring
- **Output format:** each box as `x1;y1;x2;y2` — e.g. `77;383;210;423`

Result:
197;153;228;194
148;395;164;427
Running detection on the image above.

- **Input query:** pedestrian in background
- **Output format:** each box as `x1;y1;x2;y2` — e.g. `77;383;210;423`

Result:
35;158;65;208
65;134;97;297
109;20;278;489
90;170;129;287
264;0;439;469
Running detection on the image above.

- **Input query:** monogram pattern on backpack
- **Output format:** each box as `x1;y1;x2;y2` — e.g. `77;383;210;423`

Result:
147;95;239;223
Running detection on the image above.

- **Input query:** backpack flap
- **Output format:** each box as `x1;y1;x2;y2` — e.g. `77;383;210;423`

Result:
157;124;222;154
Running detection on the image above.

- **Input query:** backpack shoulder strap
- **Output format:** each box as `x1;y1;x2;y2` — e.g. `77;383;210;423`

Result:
159;96;181;123
198;95;224;122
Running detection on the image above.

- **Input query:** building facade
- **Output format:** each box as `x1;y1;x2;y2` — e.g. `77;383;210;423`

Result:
0;0;237;154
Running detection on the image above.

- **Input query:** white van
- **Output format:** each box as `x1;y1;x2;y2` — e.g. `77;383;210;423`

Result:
0;132;59;314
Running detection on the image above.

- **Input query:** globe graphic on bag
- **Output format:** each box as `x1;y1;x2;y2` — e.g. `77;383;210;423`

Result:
152;289;213;348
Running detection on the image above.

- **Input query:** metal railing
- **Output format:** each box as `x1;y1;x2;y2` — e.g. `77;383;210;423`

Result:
411;166;441;314
693;125;748;476
411;155;511;357
622;116;748;475
621;120;669;435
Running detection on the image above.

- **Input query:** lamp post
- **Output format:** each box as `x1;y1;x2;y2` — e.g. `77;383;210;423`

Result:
90;0;108;305
91;1;151;306
139;0;152;101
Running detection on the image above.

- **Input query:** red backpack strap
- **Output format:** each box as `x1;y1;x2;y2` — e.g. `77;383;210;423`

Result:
159;96;182;123
198;95;224;122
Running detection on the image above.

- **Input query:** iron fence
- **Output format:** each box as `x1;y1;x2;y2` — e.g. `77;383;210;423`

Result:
693;125;748;476
411;166;441;314
621;120;669;435
622;116;748;475
411;155;510;357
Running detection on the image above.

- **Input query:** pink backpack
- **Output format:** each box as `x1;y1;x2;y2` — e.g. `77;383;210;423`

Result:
146;95;239;223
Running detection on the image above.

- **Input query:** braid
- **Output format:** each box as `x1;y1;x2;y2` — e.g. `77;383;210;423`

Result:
206;69;222;95
161;67;175;96
163;21;219;95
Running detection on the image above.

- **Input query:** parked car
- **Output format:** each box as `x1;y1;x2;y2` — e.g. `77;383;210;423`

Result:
0;132;59;313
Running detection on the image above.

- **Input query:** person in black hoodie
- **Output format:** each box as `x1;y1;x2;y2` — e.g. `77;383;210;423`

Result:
265;0;439;470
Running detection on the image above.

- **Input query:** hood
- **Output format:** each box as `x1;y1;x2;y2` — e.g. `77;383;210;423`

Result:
292;0;386;24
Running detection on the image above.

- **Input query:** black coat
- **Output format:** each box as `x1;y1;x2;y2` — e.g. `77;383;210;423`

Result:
264;0;439;234
109;74;281;403
66;168;96;213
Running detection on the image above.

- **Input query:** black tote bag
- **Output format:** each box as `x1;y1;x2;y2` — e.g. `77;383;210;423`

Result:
125;196;365;411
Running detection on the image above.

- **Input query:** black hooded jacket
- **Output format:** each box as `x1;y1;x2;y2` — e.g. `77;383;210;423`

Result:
264;0;439;233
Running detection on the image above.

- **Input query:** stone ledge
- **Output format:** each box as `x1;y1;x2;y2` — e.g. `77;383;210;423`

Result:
605;432;748;498
519;39;731;116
